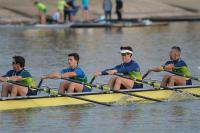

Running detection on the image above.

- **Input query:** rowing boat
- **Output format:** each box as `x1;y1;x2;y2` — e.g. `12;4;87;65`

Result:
0;20;168;29
0;85;200;111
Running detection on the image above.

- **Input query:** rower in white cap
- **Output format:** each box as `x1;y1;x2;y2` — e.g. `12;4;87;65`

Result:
94;46;143;90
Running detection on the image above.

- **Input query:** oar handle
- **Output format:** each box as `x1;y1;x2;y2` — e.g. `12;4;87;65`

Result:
111;89;163;102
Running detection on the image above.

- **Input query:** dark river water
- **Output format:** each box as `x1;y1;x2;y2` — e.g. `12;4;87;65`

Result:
0;22;200;133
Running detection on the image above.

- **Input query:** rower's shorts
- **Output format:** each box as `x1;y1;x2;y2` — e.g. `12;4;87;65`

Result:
186;79;192;85
132;83;143;89
82;86;91;92
120;83;143;89
27;89;37;96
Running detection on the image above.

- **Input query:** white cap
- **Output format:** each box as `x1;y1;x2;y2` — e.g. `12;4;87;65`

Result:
120;50;133;54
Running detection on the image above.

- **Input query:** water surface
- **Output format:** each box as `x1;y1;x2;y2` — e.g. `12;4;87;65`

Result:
0;22;200;133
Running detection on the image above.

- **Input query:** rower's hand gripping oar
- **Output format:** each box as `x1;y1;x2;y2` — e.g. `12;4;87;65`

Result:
114;73;200;98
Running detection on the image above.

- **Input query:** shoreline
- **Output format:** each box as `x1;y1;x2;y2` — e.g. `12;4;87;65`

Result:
0;0;200;24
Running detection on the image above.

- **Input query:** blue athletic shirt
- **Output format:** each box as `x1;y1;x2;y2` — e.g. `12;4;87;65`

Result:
164;59;192;85
101;60;142;80
164;59;191;76
60;67;87;83
3;69;36;89
101;60;143;88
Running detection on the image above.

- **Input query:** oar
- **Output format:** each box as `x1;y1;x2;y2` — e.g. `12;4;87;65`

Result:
39;86;112;106
111;89;162;102
6;80;112;106
61;77;103;90
142;71;151;79
90;76;96;84
37;79;44;88
163;69;200;82
114;73;200;98
93;74;163;102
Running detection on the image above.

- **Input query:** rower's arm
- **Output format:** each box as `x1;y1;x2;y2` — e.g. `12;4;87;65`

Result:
148;66;164;72
0;76;9;82
42;73;62;79
0;76;26;82
61;72;76;78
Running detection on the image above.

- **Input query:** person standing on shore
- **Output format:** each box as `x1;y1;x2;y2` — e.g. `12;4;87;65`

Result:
82;0;89;21
57;0;70;23
66;0;80;21
103;0;112;22
34;1;47;24
115;0;123;21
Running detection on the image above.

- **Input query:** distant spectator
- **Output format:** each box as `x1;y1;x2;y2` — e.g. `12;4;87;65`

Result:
34;1;47;24
57;0;69;23
67;0;80;21
103;0;112;22
82;0;89;21
52;11;60;23
115;0;123;21
64;0;71;22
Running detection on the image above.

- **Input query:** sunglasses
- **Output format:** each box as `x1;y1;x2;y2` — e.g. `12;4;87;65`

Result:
12;62;17;65
121;53;129;56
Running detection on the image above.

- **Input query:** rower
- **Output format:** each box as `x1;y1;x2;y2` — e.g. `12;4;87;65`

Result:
94;46;143;90
41;53;91;93
34;1;47;24
148;46;192;86
0;56;37;97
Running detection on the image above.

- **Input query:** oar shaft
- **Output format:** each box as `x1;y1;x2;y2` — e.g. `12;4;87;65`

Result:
61;78;96;88
37;79;44;88
142;71;151;79
159;85;200;97
90;76;96;84
40;87;112;106
7;80;111;106
60;93;112;106
164;70;200;81
7;81;33;88
112;89;162;102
